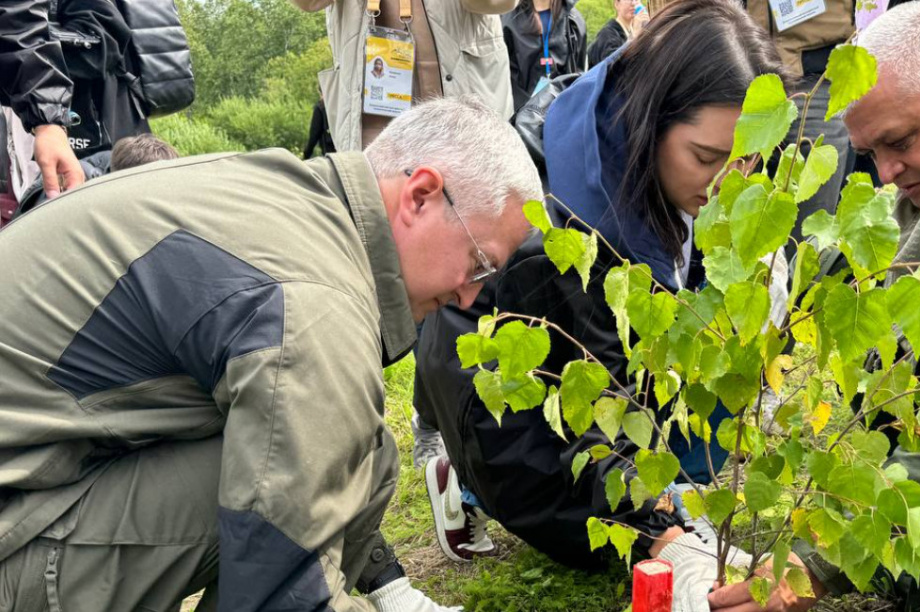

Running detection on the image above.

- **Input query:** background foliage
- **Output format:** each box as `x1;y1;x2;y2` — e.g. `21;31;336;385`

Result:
153;0;618;155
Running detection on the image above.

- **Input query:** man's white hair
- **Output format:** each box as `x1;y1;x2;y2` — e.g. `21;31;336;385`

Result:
365;95;542;218
858;2;920;96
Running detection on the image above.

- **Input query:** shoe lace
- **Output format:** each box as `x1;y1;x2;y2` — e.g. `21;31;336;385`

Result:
465;508;489;543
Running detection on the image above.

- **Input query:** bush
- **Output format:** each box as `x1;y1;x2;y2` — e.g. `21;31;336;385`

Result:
578;0;614;44
150;114;245;156
203;95;311;154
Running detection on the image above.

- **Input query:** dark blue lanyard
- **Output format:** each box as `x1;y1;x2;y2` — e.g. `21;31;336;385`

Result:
542;15;552;77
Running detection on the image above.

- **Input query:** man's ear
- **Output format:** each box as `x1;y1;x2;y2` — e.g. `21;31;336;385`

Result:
398;167;444;227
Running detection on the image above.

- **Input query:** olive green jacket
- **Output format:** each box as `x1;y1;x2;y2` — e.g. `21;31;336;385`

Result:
0;149;416;610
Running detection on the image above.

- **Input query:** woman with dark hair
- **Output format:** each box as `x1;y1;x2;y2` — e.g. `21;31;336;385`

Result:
416;1;804;609
501;0;587;113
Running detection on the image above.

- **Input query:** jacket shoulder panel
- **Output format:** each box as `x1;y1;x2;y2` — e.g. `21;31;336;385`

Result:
48;230;284;398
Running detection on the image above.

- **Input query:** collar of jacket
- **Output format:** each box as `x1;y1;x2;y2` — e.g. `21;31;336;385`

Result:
327;152;417;364
544;47;683;291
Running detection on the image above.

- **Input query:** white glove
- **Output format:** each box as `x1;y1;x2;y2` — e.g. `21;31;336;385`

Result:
366;577;463;612
762;247;789;329
657;533;754;612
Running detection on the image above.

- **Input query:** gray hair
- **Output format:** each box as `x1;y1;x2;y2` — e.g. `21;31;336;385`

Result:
364;96;543;218
858;2;920;96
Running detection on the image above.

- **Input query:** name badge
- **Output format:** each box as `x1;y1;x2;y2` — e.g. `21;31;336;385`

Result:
364;25;415;118
768;0;826;31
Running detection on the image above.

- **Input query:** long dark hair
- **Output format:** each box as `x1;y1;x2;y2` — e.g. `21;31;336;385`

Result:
608;0;790;264
518;0;566;27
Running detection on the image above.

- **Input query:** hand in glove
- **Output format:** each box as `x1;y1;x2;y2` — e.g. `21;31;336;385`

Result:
656;533;753;612
367;577;463;612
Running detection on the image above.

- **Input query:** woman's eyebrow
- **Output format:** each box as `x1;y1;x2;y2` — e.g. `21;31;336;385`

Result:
691;142;732;156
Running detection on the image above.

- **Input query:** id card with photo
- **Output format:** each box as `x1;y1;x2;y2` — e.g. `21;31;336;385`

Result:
768;0;826;31
364;26;415;118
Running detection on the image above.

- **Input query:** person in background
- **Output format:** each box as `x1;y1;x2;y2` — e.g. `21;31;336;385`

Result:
109;133;179;172
290;0;515;152
304;95;337;159
12;133;178;220
1;0;86;199
502;0;587;113
415;6;790;605
587;0;649;68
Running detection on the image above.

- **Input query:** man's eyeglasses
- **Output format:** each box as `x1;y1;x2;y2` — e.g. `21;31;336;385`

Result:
404;170;498;284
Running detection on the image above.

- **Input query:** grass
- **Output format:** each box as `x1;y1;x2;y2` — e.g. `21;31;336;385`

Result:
380;355;632;612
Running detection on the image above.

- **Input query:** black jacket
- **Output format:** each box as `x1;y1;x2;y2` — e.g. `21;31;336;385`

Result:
587;19;627;68
0;0;74;131
501;0;587;113
0;0;192;144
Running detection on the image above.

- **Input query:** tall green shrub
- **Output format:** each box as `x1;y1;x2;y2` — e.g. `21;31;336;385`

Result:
150;114;245;156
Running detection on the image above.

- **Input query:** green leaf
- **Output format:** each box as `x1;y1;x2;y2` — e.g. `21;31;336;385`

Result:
744;471;782;513
786;567;816;598
575;232;598;291
788;241;820;311
457;333;499;368
626;291;678;340
822;284;890;363
705;488;738;526
630;477;653;511
806;451;838;488
808;507;846;547
586;516;608;551
653;370;681;406
852;513;891;558
605;468;627;512
623;411;653;449
730;73;798;162
542;386;567;441
703;246;756;292
801;209;840;251
604;264;652;356
544;227;586;274
825;44;878;120
493;321;551;377
474;369;506;425
560;360;609;436
523;200;552;233
590;444;613;461
749;576;773;607
725;281;770;344
773;540;792;585
683;383;717;420
878;480;920;525
887;275;920;352
827;464;878;506
774;143;806;193
695;195;732;254
682;488;706;520
594;396;628;442
607;524;639;564
836;178;900;275
730;185;798;267
501;373;547;412
750;455;785;480
849;430;891;466
572;450;591;482
909;507;920;549
635;450;680;497
796;144;839;204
